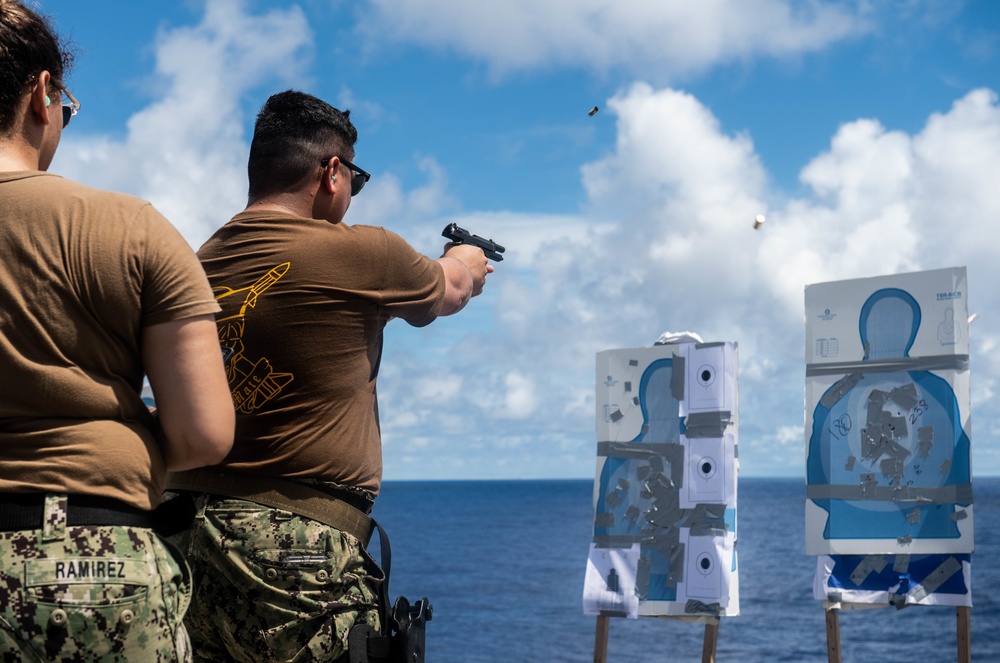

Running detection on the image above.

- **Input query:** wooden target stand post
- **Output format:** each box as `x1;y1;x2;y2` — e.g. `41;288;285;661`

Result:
824;605;971;663
593;613;721;663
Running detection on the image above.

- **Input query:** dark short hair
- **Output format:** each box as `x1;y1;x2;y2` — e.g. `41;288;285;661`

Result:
247;90;358;201
0;1;73;133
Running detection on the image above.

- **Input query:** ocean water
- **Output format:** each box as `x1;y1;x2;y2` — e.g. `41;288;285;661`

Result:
373;477;1000;662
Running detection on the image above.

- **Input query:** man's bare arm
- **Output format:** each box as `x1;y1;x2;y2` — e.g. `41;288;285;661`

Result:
436;243;492;316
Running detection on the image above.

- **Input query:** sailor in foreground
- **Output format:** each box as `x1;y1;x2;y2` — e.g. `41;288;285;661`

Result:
0;2;234;660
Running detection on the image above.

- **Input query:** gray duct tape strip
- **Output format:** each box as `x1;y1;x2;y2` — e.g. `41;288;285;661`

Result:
807;483;973;503
889;383;919;410
670;354;686;401
821;373;863;408
881;458;905;483
598;441;682;459
644;504;683;529
666;541;685;586
893;554;910;574
918;426;934;457
666;446;685;487
646;472;678;502
845;456;856;471
806;354;970;377
650;479;679;507
908;556;962;603
684;411;733;438
636;555;651;600
594;535;644;548
594;512;615;528
685;599;721;616
696;342;727;349
863;435;909;467
951;509;969;521
849;555;888;586
683;504;729;536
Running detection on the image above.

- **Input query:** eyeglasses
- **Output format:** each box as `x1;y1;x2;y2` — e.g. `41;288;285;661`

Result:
61;89;80;128
321;156;371;196
26;75;80;128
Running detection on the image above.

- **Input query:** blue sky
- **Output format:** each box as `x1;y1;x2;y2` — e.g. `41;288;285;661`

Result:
39;0;1000;479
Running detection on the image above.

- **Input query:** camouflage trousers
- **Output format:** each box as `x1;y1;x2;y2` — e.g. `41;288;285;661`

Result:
0;494;192;662
170;494;383;662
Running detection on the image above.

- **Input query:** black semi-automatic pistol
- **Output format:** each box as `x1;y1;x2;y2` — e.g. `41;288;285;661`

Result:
442;223;505;262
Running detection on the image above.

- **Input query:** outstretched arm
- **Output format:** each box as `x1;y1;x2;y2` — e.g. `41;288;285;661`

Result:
436;243;493;316
142;315;235;471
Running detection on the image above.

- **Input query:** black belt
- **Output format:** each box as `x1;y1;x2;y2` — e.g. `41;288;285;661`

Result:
0;493;155;532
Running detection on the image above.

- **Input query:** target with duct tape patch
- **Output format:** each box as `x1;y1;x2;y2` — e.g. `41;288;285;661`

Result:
685;535;725;601
686;437;727;504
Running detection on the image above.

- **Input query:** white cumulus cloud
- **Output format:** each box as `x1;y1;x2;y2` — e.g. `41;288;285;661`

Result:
52;0;313;248
380;83;1000;478
359;0;869;80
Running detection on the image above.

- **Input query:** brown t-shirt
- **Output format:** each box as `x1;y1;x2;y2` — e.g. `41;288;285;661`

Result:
197;210;445;496
0;172;220;510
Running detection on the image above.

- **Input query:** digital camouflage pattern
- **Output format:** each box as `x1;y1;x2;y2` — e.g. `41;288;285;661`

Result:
172;494;383;662
0;494;192;662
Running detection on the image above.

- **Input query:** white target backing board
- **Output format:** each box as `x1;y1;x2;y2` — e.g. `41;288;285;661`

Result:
587;340;740;620
804;267;973;557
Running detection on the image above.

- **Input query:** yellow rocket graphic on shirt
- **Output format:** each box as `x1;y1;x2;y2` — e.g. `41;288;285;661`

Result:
212;262;293;414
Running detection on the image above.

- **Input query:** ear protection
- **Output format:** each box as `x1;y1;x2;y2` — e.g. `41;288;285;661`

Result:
45;95;51;107
330;175;336;183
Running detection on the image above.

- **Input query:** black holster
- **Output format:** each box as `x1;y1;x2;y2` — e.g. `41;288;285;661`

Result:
348;519;433;663
348;596;432;663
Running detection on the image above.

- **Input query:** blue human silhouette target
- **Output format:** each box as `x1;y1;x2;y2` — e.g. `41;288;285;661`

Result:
805;268;972;556
586;342;738;619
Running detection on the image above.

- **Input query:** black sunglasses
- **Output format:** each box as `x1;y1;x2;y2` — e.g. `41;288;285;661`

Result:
321;157;371;196
60;89;80;128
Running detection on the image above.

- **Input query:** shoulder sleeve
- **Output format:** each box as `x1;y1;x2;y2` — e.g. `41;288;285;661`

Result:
371;227;446;326
135;204;221;327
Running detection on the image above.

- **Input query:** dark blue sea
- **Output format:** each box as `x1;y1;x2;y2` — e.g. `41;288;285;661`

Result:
373;477;1000;662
